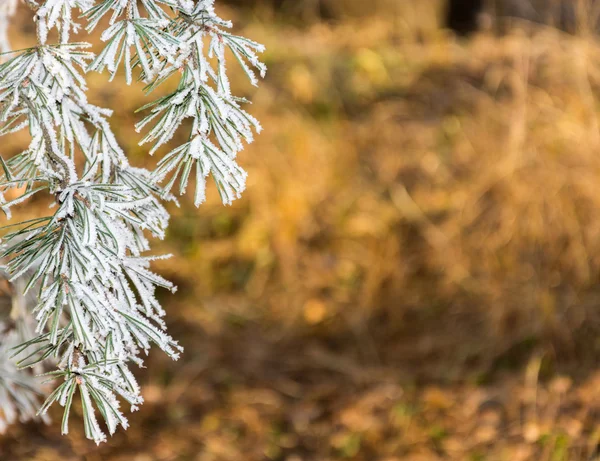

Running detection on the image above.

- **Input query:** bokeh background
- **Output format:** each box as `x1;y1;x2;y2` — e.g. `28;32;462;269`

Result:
7;0;600;459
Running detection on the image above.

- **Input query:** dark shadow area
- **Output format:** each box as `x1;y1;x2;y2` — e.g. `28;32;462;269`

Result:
445;0;484;36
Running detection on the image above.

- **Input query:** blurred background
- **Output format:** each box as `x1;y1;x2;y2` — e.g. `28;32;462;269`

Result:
8;0;600;459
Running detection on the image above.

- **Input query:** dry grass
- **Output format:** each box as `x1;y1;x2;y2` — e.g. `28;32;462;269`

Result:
7;1;600;460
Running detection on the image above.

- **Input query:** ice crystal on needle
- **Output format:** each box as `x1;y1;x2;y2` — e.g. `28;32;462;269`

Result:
0;0;264;443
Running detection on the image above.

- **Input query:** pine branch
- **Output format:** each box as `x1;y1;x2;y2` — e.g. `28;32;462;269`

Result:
0;0;265;444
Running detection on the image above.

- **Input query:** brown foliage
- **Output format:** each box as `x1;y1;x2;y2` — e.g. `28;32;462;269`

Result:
6;1;600;460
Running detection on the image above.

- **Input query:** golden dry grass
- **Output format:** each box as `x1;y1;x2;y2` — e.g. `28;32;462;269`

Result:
7;1;600;460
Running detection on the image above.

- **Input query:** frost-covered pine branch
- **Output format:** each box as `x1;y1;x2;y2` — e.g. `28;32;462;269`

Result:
0;270;50;433
86;0;266;205
0;0;264;443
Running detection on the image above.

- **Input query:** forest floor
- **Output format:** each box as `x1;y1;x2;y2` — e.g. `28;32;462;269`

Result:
6;1;600;460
